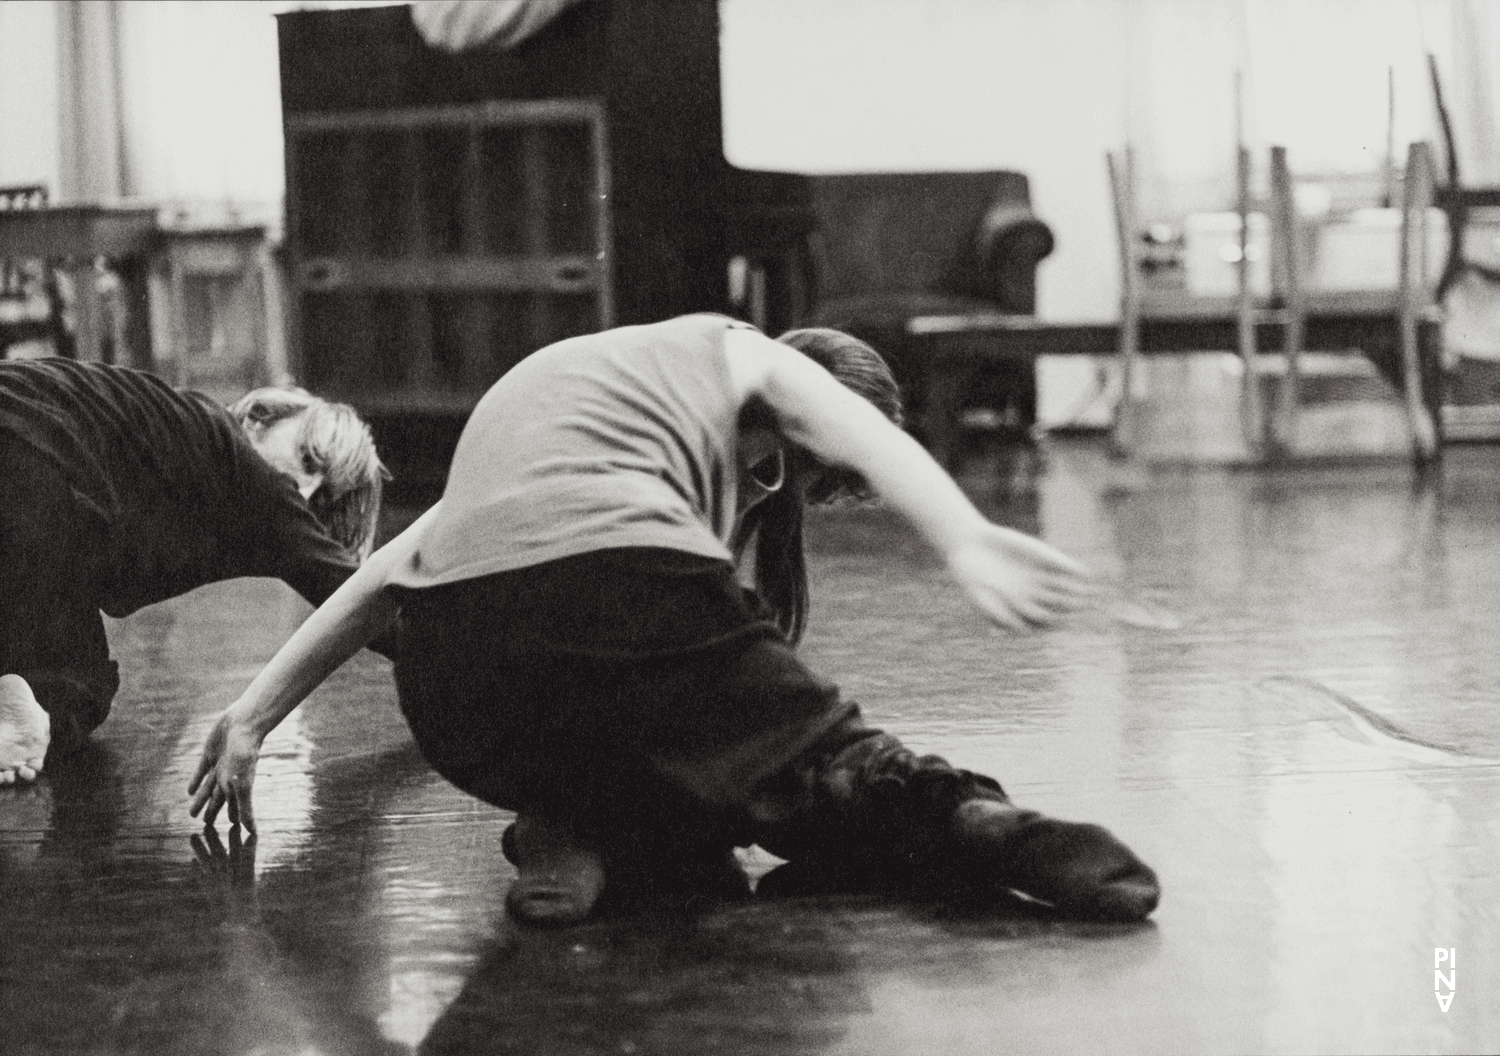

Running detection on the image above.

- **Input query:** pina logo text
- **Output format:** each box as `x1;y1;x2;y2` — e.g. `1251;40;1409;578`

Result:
1434;948;1456;1012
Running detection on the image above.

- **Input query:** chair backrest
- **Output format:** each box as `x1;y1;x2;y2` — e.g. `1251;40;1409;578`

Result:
1426;55;1500;299
806;171;1048;312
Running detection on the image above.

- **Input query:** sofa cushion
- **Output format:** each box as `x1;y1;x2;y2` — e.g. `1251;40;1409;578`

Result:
807;290;1004;330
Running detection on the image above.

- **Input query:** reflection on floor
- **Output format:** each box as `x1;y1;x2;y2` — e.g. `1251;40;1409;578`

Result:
3;438;1499;1055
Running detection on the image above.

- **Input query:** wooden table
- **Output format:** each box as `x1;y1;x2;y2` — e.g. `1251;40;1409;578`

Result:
906;292;1443;469
0;205;159;363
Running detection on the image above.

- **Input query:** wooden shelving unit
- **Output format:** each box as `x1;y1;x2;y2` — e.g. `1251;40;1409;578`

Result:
284;98;613;412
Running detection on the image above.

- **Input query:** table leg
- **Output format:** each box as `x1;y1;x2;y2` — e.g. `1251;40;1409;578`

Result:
62;259;105;362
921;365;965;471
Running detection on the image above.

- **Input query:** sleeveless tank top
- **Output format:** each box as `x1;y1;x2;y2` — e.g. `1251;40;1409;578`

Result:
388;314;752;588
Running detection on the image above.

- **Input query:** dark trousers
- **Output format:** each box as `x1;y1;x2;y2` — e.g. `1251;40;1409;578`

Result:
0;436;118;759
391;548;1006;870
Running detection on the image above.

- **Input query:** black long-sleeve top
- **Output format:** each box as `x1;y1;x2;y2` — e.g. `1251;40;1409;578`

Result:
0;358;360;618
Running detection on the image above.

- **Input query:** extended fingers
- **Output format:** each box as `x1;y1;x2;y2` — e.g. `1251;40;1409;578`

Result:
190;767;256;833
237;791;257;835
189;773;213;817
220;781;257;834
977;592;1047;632
1003;575;1095;627
193;782;225;826
188;754;212;796
1016;596;1092;631
1038;578;1096;615
990;585;1086;636
1037;554;1094;592
224;775;257;833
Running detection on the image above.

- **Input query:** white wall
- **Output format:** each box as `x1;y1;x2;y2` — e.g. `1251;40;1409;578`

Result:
0;0;60;192
721;0;1132;323
0;0;390;225
720;0;1458;323
118;2;286;212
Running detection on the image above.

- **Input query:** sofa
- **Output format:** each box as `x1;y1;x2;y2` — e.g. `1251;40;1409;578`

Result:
802;171;1054;450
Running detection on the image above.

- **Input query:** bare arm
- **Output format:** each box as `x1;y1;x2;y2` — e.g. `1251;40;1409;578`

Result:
188;502;443;830
725;329;1092;630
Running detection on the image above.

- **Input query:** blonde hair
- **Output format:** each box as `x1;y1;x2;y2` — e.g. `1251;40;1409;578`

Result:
229;386;387;559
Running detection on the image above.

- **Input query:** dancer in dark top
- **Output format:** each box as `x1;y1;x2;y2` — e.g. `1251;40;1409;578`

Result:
0;358;385;783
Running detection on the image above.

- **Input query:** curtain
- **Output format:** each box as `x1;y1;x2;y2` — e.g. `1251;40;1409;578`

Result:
1124;0;1453;219
0;1;60;192
55;0;127;203
115;2;287;227
1444;0;1500;185
0;1;407;225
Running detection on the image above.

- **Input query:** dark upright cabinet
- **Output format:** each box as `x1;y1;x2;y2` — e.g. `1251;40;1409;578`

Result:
276;1;813;491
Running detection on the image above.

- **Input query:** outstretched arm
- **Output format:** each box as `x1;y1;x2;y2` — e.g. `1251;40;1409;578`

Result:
188;503;442;831
725;329;1091;630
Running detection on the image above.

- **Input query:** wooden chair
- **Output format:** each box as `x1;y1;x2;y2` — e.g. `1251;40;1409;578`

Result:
1428;54;1500;305
1107;141;1442;464
1265;142;1440;460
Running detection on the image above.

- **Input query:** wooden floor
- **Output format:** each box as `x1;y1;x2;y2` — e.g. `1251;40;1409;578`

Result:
3;437;1499;1055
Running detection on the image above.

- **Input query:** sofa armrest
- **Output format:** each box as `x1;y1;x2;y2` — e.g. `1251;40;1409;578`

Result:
948;202;1054;315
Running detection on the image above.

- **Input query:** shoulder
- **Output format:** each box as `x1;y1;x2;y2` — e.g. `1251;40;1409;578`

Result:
0;357;227;442
556;314;763;406
0;356;145;399
13;358;210;416
722;326;795;403
723;327;847;411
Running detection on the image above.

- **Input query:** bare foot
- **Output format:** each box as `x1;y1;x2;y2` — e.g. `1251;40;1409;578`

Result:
0;674;50;785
